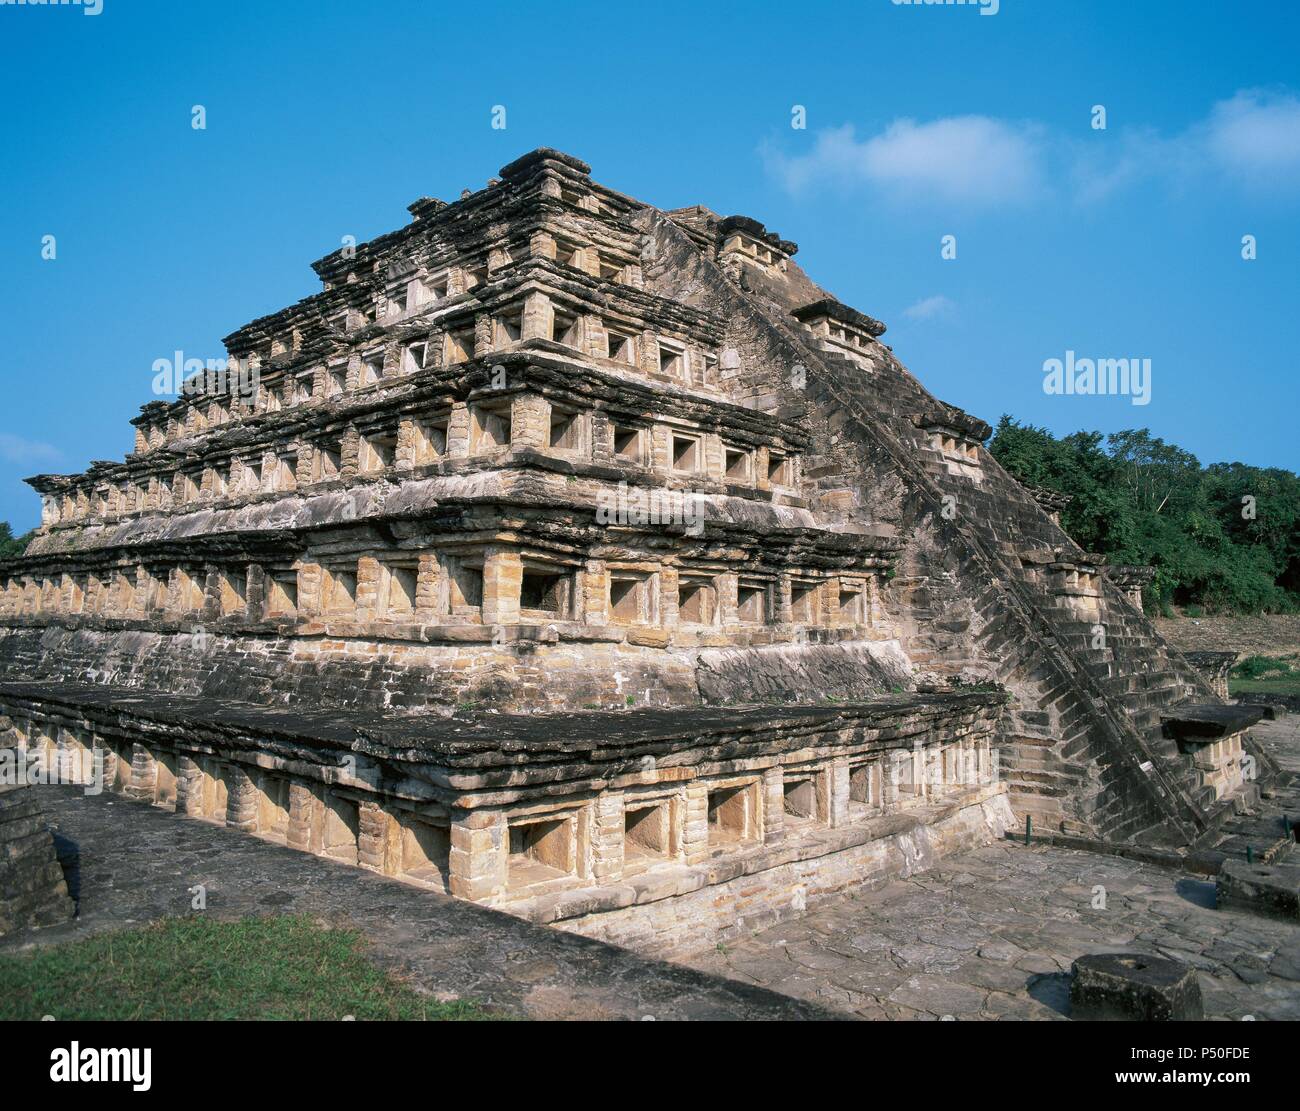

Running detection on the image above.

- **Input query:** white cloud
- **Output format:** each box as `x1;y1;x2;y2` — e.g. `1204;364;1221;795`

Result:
765;118;1045;204
0;434;60;466
1068;127;1188;204
1070;90;1300;202
770;90;1300;208
902;295;954;321
1203;89;1300;181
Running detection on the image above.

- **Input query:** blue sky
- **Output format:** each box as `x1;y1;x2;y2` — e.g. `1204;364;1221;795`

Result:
1;0;1297;531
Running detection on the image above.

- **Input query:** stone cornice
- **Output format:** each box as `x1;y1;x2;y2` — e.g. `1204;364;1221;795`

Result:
793;298;886;339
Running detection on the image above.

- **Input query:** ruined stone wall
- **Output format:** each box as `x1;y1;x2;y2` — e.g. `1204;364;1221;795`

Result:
0;716;75;934
0;785;74;934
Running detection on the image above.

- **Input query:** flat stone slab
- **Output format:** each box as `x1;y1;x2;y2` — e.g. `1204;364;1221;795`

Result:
1161;703;1265;742
1217;859;1300;922
1070;952;1204;1021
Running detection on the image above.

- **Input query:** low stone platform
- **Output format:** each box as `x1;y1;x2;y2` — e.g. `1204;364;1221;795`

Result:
0;785;834;1021
1194;713;1300;868
0;679;1007;948
1160;703;1265;806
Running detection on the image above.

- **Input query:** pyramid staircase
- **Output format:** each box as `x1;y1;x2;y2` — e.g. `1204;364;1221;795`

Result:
789;329;1273;851
637;205;1276;855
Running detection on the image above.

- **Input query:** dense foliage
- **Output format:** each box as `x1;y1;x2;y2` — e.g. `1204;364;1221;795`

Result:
988;417;1300;614
0;522;31;559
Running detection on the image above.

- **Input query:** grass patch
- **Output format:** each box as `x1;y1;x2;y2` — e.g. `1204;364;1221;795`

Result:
1229;677;1300;697
1231;653;1300;680
1229;654;1300;696
0;915;489;1021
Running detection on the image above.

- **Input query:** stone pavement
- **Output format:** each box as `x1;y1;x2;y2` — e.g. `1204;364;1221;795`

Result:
0;786;833;1021
684;839;1300;1021
682;713;1300;1021
1248;710;1300;775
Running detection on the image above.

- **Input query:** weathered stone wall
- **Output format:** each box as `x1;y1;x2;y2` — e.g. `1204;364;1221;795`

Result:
694;641;911;705
558;786;1014;956
0;717;75;934
0;626;916;714
0;624;699;713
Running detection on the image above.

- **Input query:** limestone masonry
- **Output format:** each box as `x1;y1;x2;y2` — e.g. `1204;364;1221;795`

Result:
0;150;1269;950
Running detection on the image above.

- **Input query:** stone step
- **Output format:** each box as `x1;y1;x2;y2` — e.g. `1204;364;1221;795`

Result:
1113;673;1179;694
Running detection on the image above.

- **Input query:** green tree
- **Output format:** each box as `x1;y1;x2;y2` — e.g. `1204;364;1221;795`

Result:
0;522;31;559
988;417;1299;615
